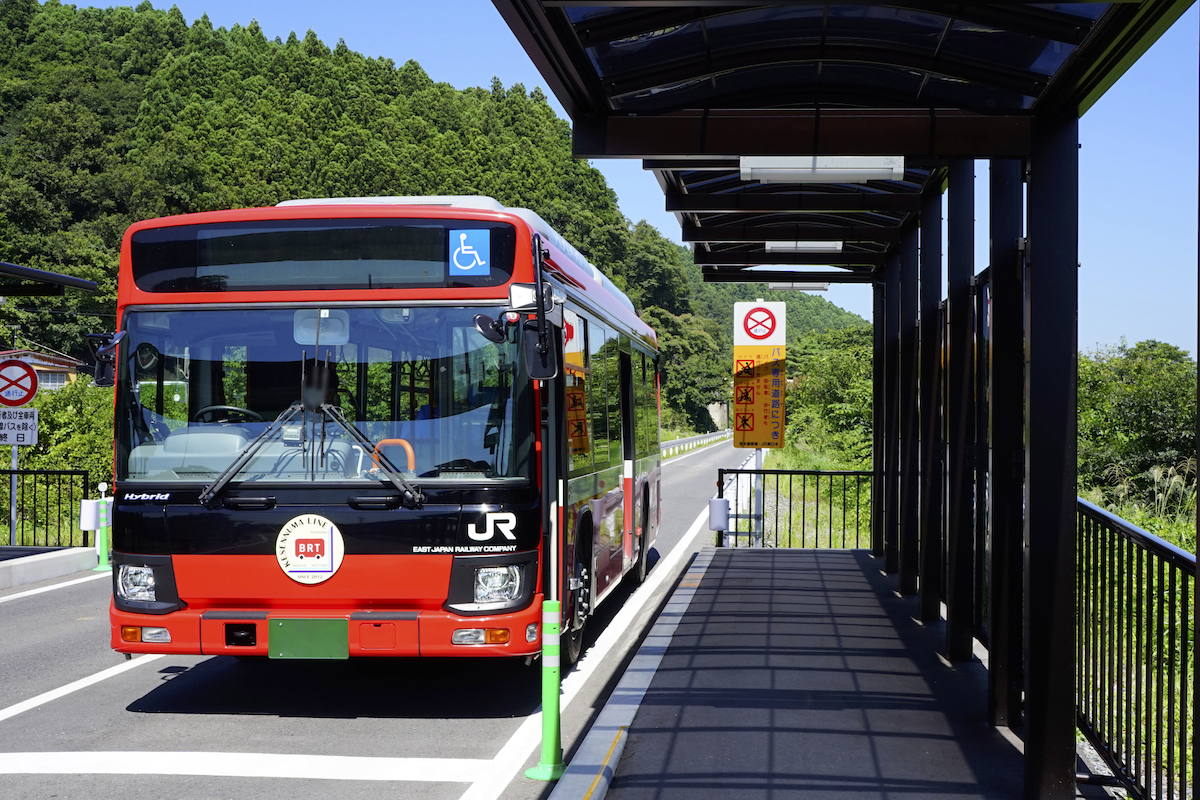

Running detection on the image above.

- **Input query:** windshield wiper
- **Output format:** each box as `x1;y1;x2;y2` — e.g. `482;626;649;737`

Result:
198;403;303;506
317;402;425;508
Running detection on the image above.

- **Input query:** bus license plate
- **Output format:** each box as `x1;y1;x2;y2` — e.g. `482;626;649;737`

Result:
268;619;349;659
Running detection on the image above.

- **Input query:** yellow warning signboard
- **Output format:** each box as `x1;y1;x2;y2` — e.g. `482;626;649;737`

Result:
733;302;786;449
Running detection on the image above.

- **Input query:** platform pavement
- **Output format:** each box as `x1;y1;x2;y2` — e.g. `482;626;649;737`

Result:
553;547;1033;800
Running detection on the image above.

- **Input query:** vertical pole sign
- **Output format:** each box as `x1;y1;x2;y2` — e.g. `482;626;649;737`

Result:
733;302;786;449
0;359;39;546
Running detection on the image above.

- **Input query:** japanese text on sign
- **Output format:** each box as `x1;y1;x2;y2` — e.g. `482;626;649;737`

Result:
0;408;38;446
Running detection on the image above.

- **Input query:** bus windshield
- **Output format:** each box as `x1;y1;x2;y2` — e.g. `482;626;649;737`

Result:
117;306;533;485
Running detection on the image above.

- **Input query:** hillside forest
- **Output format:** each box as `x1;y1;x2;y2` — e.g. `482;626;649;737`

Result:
0;1;1195;556
0;0;863;474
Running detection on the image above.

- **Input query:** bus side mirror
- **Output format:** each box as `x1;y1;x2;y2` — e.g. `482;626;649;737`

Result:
523;321;557;380
86;331;126;388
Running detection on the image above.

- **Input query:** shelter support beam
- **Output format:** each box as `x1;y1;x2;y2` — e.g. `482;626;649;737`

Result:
944;160;975;660
884;253;901;575
899;229;920;595
872;280;886;558
918;190;943;622
573;110;1032;159
1024;113;1078;800
988;159;1025;729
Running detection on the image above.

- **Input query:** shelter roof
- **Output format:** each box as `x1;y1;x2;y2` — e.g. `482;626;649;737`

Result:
494;0;1193;282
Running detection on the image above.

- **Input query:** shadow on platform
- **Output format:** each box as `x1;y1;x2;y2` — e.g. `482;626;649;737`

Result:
607;548;1024;799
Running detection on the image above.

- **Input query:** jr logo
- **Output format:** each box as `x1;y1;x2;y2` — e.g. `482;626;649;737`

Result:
466;512;518;541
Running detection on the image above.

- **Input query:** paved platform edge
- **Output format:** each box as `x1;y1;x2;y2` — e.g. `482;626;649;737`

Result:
548;546;716;800
0;547;98;590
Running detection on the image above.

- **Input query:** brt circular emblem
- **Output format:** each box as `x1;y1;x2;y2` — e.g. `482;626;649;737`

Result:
275;514;345;585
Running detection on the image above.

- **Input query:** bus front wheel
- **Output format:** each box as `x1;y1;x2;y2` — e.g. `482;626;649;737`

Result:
563;561;589;667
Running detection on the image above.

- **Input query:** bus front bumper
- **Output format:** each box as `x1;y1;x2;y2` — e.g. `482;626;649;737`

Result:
109;596;545;658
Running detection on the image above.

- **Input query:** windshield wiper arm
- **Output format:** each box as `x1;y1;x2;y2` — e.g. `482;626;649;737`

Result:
318;403;425;509
198;404;302;506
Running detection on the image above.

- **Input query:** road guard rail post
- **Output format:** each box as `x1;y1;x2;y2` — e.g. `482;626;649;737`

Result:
526;599;566;780
82;482;111;572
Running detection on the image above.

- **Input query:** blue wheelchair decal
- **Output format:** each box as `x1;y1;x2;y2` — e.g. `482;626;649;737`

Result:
449;229;490;276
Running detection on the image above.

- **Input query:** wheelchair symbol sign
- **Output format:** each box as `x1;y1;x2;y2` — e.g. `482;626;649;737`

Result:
450;229;490;276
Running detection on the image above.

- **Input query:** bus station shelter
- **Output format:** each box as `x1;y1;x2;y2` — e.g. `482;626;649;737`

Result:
493;2;1198;798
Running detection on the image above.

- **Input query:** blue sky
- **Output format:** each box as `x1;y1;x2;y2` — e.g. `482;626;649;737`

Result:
99;1;1197;353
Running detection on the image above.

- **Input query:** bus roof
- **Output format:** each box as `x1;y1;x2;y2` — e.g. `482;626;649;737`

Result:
278;196;637;316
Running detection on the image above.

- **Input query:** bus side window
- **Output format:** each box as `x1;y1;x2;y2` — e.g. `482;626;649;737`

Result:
636;352;650;459
564;310;591;475
589;322;609;470
604;328;623;469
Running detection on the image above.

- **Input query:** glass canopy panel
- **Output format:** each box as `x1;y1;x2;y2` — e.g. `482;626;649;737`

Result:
816;63;925;103
612;77;713;111
1030;3;1109;21
711;64;821;106
702;6;825;50
921;74;1034;111
586;23;706;80
941;22;1075;77
823;5;950;52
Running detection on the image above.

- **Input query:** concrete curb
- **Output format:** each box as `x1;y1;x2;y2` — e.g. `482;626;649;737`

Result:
0;547;99;591
548;546;716;800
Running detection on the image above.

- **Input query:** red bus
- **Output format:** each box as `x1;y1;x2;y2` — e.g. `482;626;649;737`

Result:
92;196;661;665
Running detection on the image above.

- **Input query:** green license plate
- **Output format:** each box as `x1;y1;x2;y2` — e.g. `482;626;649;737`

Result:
268;619;349;659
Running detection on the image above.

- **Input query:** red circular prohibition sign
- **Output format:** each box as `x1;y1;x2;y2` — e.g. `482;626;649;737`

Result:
744;307;777;340
0;360;38;408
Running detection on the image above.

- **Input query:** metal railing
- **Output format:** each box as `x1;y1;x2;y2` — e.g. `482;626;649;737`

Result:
661;430;730;458
0;469;91;548
715;468;872;548
1076;498;1195;800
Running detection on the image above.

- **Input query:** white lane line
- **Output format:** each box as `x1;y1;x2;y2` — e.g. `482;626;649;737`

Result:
458;502;713;800
0;654;164;725
0;572;109;605
0;751;490;782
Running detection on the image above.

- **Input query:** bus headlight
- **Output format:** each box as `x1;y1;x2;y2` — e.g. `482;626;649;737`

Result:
474;565;520;603
117;565;156;602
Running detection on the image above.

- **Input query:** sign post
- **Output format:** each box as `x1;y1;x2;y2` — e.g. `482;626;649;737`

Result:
0;359;39;546
733;302;786;547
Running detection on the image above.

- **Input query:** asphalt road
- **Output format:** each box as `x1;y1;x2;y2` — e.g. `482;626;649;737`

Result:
0;438;747;800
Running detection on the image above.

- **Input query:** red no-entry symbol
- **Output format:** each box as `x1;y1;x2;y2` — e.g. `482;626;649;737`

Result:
744;308;776;340
0;360;38;408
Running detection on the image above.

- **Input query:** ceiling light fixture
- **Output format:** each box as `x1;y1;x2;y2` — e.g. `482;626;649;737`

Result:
765;241;844;254
740;156;905;184
768;283;830;292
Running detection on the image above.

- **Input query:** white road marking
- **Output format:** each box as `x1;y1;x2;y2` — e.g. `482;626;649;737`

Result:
458;501;713;800
0;572;108;605
0;654;163;725
0;751;491;782
662;437;730;467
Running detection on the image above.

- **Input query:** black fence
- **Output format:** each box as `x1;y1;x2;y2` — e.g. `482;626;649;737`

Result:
715;469;873;548
1076;499;1195;800
0;469;91;548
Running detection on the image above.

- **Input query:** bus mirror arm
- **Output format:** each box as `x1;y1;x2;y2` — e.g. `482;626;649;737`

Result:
85;331;126;388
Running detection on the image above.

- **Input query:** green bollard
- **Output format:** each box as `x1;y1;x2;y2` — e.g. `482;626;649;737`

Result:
92;487;111;572
525;599;566;781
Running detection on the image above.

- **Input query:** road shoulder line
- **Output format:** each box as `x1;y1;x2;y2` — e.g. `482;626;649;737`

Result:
547;546;715;800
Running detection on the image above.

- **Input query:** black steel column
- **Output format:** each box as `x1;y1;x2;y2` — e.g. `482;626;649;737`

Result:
899;228;920;595
872;280;886;558
988;159;1025;729
884;253;901;574
918;188;943;621
945;160;975;659
1024;112;1078;800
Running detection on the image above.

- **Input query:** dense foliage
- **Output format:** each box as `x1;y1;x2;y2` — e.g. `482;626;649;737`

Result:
0;0;864;441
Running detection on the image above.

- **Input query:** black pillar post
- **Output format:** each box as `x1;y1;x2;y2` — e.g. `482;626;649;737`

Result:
988;159;1025;728
884;254;901;574
918;188;943;621
899;228;920;595
945;160;975;659
1024;112;1078;800
873;281;886;558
